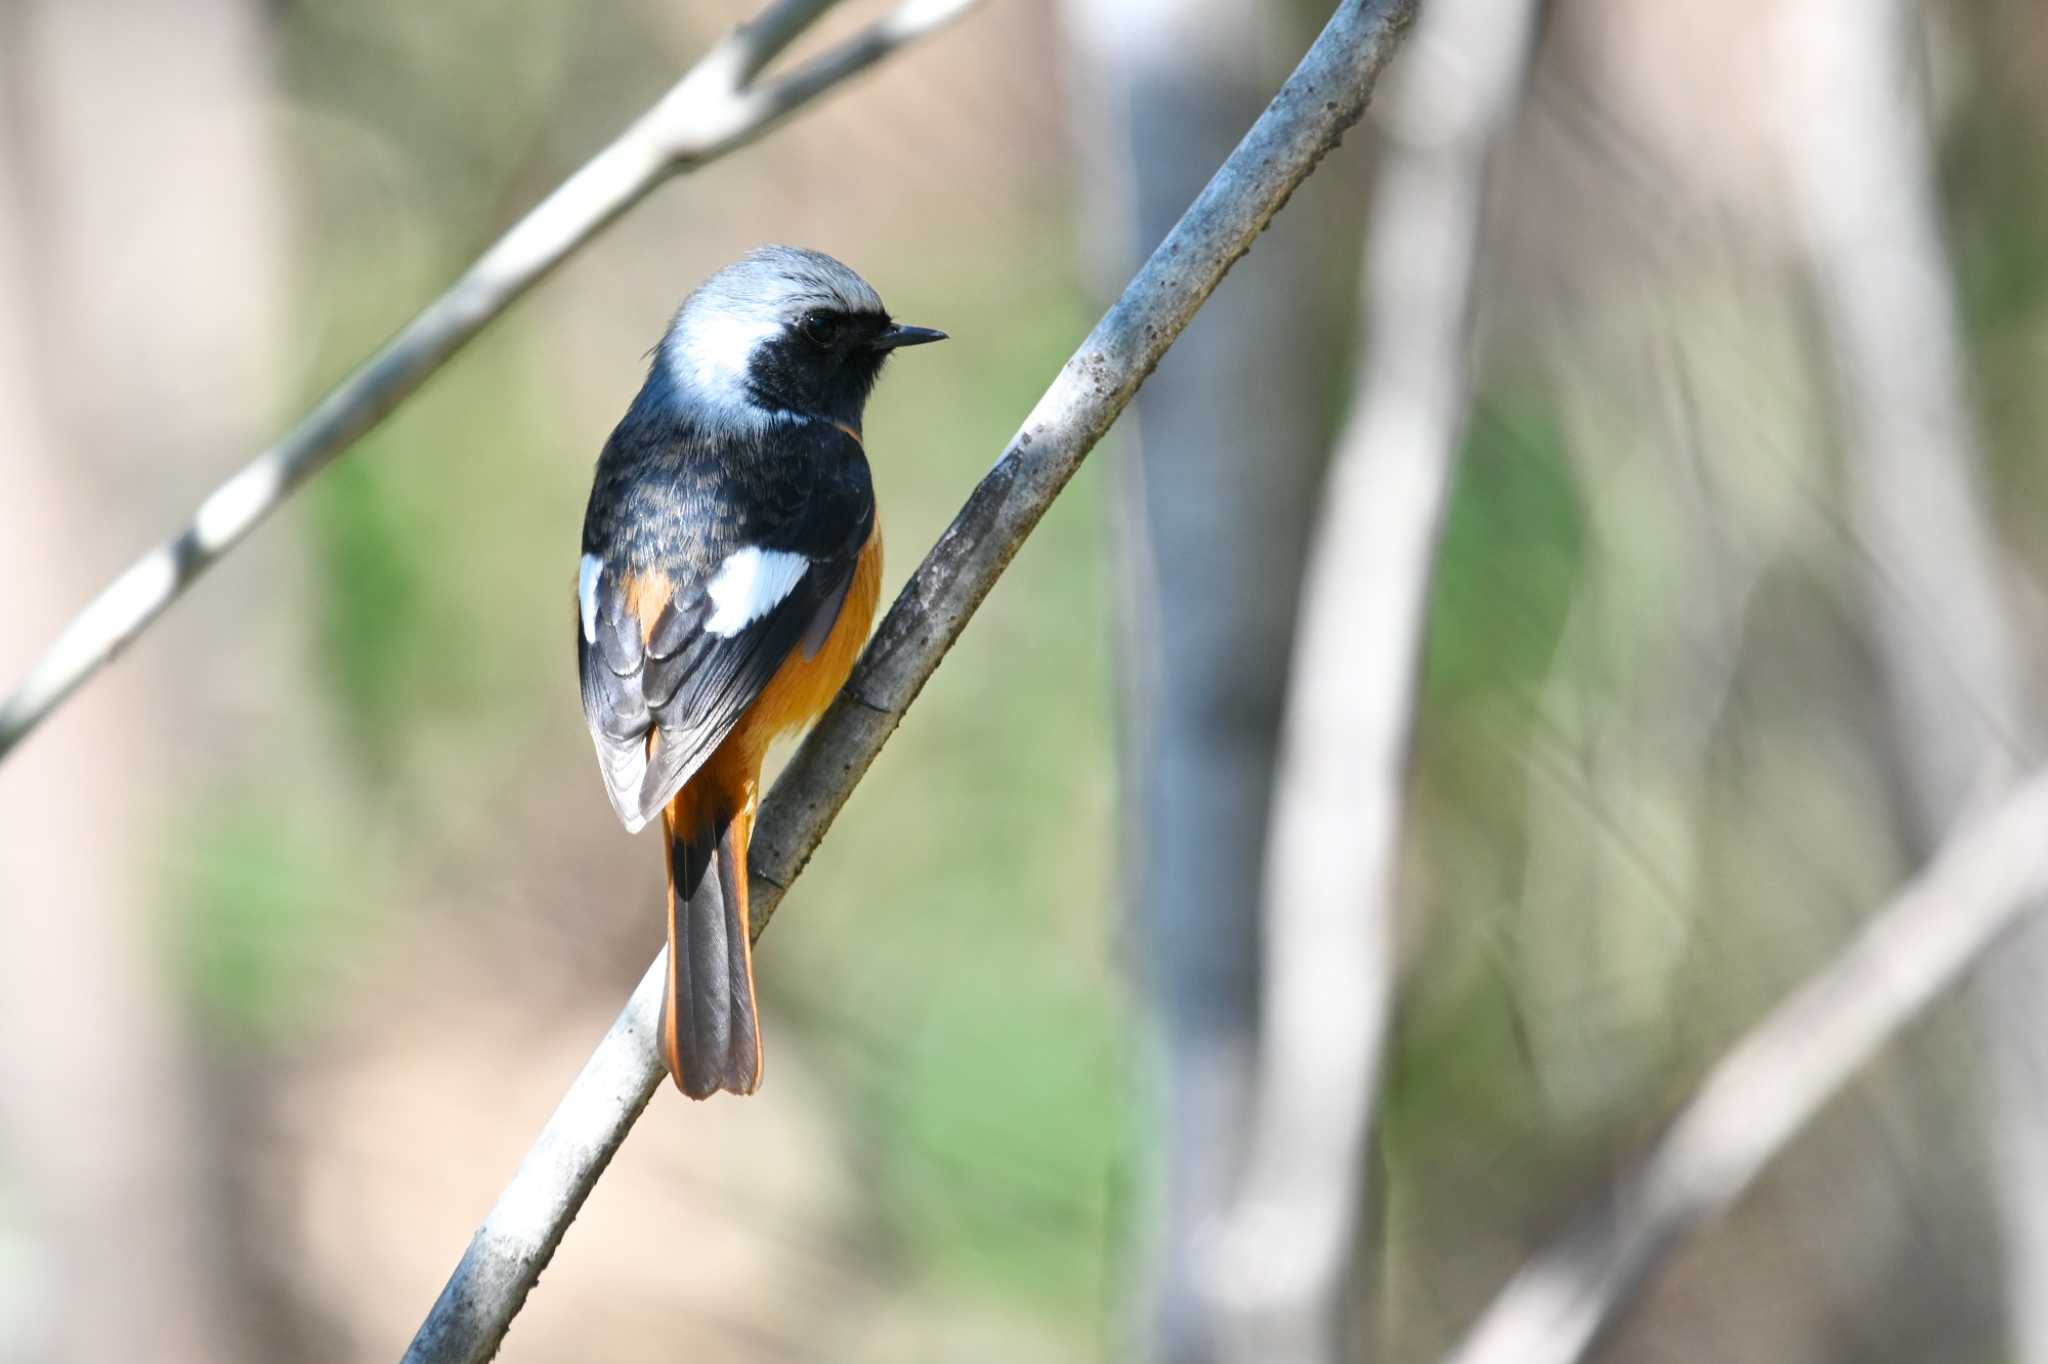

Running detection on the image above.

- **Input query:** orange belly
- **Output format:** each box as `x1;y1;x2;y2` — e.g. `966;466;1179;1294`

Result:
675;525;883;825
740;524;882;754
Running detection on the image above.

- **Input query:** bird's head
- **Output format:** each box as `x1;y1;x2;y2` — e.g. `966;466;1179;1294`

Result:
654;245;945;432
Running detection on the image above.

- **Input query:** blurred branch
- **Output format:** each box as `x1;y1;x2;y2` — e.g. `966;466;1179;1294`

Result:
1433;10;2038;1359
1198;0;1542;1360
1776;0;2024;801
0;0;978;765
400;4;1420;1362
1443;763;2048;1364
1062;0;1376;1355
1773;2;2048;1357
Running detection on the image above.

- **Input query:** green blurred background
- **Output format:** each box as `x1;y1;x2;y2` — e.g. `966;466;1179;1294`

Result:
5;1;2048;1362
216;1;1124;1355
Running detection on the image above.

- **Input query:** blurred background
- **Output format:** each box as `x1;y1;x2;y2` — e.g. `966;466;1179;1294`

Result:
1;0;2045;1361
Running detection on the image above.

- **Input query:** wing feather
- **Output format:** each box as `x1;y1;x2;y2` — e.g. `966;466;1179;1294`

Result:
577;552;858;832
576;419;875;834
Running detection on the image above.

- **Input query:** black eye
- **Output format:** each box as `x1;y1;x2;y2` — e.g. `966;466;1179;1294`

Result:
800;311;839;347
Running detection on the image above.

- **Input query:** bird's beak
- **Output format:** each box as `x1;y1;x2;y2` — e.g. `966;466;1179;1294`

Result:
872;323;948;351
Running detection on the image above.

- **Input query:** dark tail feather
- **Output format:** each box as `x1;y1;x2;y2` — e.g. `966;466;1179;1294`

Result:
661;802;762;1099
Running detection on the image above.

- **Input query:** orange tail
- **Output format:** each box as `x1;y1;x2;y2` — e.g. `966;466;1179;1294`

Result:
660;793;762;1099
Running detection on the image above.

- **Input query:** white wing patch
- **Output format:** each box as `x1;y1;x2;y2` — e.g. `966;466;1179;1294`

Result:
704;547;809;636
579;553;604;645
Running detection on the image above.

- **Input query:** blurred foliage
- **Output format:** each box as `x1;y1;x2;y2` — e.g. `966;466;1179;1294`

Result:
1401;380;1583;1070
1422;385;1585;701
1940;3;2048;564
307;331;556;776
114;0;2048;1360
165;788;369;1045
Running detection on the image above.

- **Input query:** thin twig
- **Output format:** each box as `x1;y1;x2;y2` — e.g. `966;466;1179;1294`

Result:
400;3;1419;1359
1199;1;1542;1360
0;0;979;765
1442;766;2048;1364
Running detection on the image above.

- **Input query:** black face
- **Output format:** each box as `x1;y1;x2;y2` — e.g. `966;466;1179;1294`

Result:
744;309;896;426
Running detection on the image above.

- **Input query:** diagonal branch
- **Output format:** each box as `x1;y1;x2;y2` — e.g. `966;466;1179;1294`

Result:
0;0;979;765
399;3;1419;1360
1441;765;2048;1364
744;0;1418;928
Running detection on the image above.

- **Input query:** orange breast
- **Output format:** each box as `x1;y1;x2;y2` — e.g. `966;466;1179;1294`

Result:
727;524;883;766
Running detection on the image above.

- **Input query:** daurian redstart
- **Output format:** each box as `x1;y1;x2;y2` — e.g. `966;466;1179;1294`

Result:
576;246;943;1098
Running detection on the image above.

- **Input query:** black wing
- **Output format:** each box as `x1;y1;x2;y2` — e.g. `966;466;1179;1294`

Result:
577;419;873;833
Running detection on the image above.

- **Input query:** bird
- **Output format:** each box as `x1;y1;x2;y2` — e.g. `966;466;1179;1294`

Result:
575;246;944;1099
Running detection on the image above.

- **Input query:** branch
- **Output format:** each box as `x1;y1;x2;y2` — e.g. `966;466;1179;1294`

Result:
1199;0;1543;1358
744;0;1417;927
1062;0;1377;1354
1776;0;2025;807
1441;766;2048;1364
0;0;979;766
400;3;1420;1359
1774;3;2048;1358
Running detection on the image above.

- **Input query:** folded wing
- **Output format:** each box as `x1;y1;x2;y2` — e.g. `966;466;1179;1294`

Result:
577;488;871;833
